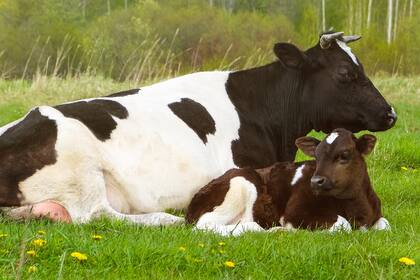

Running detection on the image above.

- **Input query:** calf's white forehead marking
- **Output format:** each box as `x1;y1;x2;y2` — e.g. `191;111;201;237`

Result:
336;40;359;66
326;132;339;144
291;164;305;186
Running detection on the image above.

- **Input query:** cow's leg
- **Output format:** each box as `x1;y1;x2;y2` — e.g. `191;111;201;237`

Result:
371;217;391;231
195;176;263;236
4;201;72;223
96;206;184;226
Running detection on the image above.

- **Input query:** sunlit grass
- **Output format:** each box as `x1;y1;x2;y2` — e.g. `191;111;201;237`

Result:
0;75;419;279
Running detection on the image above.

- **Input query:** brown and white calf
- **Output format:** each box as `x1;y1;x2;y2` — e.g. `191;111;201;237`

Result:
186;128;390;236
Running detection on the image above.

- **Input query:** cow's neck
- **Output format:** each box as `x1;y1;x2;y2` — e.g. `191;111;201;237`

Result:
226;62;311;167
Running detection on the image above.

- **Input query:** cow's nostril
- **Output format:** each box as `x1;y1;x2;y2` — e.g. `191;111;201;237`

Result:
386;108;397;126
311;176;326;187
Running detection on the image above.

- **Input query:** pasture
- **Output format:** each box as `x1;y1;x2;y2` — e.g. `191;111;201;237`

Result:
0;75;418;279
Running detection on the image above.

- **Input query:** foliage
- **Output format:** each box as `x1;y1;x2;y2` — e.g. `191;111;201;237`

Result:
0;0;419;82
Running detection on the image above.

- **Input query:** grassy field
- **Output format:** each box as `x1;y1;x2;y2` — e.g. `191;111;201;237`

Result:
0;76;418;279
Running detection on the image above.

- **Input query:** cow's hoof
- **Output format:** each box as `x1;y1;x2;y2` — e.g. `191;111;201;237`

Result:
371;217;391;231
329;215;352;232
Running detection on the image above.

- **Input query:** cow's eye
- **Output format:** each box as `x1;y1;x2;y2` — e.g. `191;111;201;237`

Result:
337;151;351;163
337;68;357;83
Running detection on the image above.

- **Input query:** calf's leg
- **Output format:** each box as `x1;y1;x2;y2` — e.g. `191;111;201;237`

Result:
195;176;263;236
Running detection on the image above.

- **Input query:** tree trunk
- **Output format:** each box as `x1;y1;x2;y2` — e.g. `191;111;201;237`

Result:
387;0;393;44
209;0;214;7
393;0;399;40
107;0;111;16
125;0;128;10
321;0;326;31
227;0;235;13
81;0;86;21
367;0;373;27
409;0;413;17
349;0;354;33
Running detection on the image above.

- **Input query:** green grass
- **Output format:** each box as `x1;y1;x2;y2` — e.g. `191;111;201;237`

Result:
0;76;419;279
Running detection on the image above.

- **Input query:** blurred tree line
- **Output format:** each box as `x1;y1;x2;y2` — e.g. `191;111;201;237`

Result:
0;0;418;82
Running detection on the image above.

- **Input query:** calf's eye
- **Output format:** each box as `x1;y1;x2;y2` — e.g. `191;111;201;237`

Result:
337;151;351;163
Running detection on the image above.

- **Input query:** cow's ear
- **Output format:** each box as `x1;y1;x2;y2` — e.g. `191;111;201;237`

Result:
356;134;376;155
295;136;320;157
273;43;308;68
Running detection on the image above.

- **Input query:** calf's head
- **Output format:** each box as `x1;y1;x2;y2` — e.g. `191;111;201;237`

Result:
274;31;396;133
295;128;376;198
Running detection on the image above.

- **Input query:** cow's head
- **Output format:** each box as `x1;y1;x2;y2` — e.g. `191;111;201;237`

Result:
295;128;375;198
273;31;396;133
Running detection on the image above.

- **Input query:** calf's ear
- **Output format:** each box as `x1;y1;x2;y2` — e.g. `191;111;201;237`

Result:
357;134;377;155
295;136;320;157
274;43;308;68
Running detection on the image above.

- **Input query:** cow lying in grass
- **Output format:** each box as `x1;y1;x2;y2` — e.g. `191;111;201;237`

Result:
186;128;390;236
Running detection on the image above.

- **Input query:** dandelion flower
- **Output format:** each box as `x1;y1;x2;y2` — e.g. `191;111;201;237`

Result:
26;250;37;257
179;246;186;251
28;265;37;273
0;233;8;238
401;166;408;171
37;230;46;235
92;234;103;240
224;261;235;268
198;243;205;248
399;257;415;266
71;252;88;262
218;242;226;246
32;239;46;247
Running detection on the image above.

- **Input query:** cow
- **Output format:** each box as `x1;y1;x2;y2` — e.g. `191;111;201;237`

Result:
0;32;396;224
185;128;390;236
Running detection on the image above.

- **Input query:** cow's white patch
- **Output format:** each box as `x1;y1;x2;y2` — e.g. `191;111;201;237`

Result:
371;217;391;231
336;40;359;65
329;215;352;232
326;132;339;144
291;164;305;186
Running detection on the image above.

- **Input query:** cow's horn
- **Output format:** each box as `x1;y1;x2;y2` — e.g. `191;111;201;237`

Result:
342;35;362;43
320;31;344;49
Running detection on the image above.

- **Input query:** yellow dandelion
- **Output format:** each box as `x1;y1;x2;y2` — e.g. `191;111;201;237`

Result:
224;260;235;268
399;257;415;266
71;252;88;262
198;243;205;248
401;166;408;171
218;242;226;246
32;239;46;247
92;234;103;240
179;246;186;251
37;230;46;235
28;265;37;273
26;250;37;257
0;233;8;238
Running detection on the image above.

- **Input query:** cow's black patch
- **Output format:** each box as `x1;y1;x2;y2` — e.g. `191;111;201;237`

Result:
168;98;216;144
0;108;57;206
105;88;140;98
55;99;128;141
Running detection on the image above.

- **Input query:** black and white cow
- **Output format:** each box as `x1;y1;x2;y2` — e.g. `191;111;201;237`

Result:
0;32;396;224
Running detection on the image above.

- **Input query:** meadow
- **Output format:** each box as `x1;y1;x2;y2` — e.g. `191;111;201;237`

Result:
0;75;418;279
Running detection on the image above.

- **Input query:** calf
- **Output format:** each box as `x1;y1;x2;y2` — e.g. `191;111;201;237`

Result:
186;128;390;236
